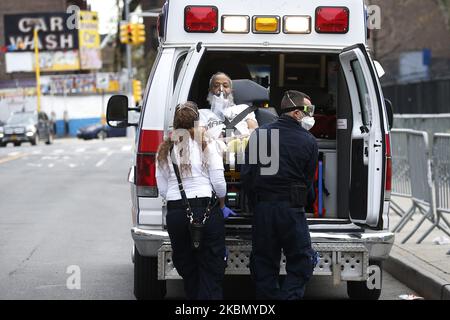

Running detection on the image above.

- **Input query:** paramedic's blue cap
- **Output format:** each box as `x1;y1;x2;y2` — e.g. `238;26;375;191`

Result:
280;90;314;115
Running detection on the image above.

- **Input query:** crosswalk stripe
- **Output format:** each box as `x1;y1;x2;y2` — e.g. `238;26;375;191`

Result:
95;152;113;167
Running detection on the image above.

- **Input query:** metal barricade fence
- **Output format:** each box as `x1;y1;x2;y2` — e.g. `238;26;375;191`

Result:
414;134;450;243
390;129;413;219
408;131;433;205
391;130;436;243
434;134;450;216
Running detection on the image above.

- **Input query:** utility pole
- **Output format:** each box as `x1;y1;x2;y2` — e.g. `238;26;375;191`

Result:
33;27;42;113
124;0;133;99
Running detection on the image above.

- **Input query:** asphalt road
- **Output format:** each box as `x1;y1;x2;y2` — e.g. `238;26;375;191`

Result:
0;137;419;300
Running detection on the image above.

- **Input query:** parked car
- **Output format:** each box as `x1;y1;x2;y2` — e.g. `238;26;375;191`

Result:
0;111;53;147
0;120;4;142
76;123;127;140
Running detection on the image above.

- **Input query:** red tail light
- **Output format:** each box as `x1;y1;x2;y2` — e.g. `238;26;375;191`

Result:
136;154;157;187
315;7;349;33
139;129;164;153
385;133;392;198
184;6;218;33
136;129;164;197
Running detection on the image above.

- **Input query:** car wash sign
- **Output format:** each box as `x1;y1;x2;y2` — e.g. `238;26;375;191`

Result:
4;13;79;51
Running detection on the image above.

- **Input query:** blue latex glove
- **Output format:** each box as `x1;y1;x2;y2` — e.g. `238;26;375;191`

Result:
221;206;237;219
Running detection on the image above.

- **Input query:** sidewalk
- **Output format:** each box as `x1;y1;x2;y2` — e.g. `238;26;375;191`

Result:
385;196;450;300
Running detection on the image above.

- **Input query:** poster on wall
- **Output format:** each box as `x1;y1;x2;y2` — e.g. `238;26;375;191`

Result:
78;11;102;70
39;50;80;71
5;51;80;72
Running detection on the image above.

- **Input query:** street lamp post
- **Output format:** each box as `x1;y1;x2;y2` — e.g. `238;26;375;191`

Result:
124;0;133;98
33;27;42;113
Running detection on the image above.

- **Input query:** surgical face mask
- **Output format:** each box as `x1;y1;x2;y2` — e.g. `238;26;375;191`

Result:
301;116;315;131
210;92;230;120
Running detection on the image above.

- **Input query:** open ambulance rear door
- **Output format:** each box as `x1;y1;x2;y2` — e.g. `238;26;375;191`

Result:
339;43;388;229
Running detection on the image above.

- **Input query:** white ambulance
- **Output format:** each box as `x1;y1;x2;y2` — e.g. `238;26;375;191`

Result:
107;0;395;300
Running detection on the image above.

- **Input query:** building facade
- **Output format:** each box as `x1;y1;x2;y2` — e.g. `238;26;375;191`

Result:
369;0;450;84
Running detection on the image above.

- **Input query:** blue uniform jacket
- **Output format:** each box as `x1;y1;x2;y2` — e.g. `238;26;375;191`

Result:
241;114;318;202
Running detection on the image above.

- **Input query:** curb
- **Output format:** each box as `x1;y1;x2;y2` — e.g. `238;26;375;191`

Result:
384;245;450;300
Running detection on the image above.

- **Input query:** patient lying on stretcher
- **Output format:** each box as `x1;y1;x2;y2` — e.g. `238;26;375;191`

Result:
198;72;259;154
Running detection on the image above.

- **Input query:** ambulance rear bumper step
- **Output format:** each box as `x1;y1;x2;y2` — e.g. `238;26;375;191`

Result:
157;242;369;283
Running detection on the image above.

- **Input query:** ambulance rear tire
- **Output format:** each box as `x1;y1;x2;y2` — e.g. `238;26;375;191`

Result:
134;246;166;300
347;261;382;300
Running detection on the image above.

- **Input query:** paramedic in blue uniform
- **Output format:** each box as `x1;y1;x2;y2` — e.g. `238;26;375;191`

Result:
242;90;319;300
156;102;234;300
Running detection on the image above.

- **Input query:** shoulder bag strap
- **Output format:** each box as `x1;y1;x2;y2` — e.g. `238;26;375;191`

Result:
170;144;193;221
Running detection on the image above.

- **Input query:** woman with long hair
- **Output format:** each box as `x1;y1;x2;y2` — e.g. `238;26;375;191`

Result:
156;101;232;300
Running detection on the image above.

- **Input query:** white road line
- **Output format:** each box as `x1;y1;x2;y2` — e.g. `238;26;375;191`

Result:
27;163;43;167
41;156;59;160
75;148;86;153
32;150;42;155
69;163;77;168
48;163;54;168
7;152;20;156
53;149;64;154
121;145;132;152
99;147;109;153
95;152;113;167
0;154;26;164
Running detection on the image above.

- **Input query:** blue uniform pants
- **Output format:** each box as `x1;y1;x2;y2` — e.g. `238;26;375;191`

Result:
250;201;317;300
166;205;226;300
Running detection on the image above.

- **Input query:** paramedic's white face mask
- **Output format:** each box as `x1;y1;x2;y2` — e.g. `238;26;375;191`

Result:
301;116;315;131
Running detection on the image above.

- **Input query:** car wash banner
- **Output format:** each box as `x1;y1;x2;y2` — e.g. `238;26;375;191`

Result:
3;12;101;72
4;13;79;52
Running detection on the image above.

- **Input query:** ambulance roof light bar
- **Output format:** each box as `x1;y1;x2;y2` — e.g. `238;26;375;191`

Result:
222;15;250;33
283;16;311;34
253;16;280;34
184;5;218;33
315;7;350;34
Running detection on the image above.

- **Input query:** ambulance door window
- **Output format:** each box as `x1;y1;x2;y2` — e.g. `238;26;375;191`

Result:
173;53;188;91
351;60;372;128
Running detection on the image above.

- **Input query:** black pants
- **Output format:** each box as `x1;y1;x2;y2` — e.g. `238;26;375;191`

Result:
166;205;226;300
250;201;317;300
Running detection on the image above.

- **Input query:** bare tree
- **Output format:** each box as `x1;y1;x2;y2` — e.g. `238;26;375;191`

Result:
435;0;450;30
